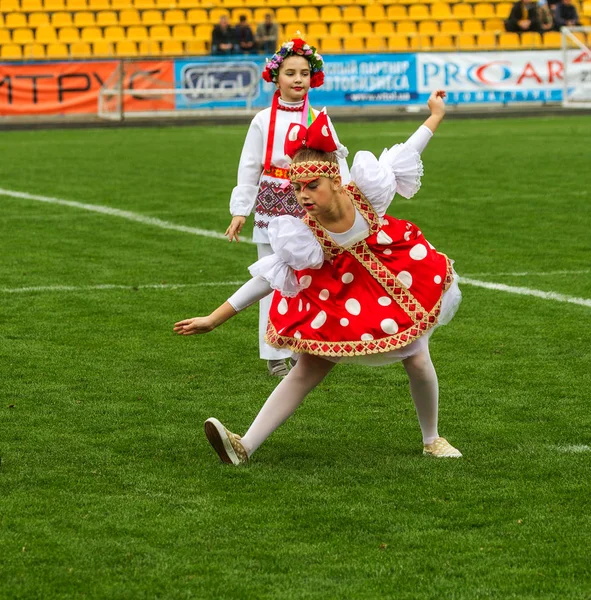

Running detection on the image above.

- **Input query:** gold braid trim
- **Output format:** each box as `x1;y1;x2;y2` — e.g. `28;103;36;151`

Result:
289;160;340;182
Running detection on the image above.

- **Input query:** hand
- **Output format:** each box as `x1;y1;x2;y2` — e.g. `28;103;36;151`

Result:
173;316;216;335
518;19;531;29
427;89;446;119
225;216;247;242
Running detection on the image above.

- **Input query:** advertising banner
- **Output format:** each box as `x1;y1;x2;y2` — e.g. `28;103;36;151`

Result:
0;60;174;116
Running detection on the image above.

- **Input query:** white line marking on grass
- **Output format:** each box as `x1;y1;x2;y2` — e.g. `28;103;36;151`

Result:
0;282;245;294
458;277;591;308
463;269;590;278
0;187;254;245
555;445;591;454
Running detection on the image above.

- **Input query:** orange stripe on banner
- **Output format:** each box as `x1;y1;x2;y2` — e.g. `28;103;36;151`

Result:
0;60;174;116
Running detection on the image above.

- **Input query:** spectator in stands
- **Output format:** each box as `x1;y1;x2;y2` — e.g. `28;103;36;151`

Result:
538;0;555;32
211;15;235;56
505;0;542;32
235;15;257;54
255;13;278;54
554;0;581;29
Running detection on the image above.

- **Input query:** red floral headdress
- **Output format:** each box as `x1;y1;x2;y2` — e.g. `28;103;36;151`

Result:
262;37;325;89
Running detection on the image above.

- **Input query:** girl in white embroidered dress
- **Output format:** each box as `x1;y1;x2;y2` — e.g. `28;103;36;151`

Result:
225;38;350;378
177;91;462;464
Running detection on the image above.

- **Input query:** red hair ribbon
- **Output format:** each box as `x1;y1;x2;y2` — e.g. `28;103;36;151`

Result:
284;111;338;159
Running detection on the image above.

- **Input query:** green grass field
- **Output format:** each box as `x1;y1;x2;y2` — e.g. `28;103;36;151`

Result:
1;116;590;599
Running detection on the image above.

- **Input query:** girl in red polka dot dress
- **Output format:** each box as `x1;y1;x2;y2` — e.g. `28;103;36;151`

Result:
174;90;462;465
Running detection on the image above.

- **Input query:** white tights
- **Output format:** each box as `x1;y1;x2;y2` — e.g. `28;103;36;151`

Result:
239;349;440;457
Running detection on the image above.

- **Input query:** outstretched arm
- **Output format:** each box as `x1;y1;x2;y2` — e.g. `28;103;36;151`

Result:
405;89;446;154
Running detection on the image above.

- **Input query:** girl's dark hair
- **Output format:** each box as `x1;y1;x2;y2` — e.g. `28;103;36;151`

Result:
292;148;338;165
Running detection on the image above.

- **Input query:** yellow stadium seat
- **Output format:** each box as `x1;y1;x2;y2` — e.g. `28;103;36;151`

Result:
186;9;207;24
320;6;342;23
1;44;23;59
150;24;170;39
453;3;473;19
155;0;176;8
352;20;372;36
120;10;140;25
23;43;46;59
521;31;541;48
139;39;159;54
484;18;504;31
542;31;561;48
93;40;114;55
135;0;155;8
111;0;133;8
13;28;35;44
52;12;73;27
462;19;483;33
329;22;350;37
45;0;66;8
584;2;591;16
70;41;92;57
266;0;285;6
307;22;328;38
186;39;207;54
441;21;461;34
142;10;164;24
343;36;364;51
397;21;417;34
495;2;512;17
171;23;192;39
209;8;230;23
21;0;43;12
431;33;454;49
474;3;495;19
46;42;69;58
290;0;310;5
498;32;519;48
365;35;386;51
74;12;95;26
298;7;319;23
66;0;87;9
457;32;476;49
320;36;341;52
365;4;386;21
275;7;297;23
5;13;27;29
388;34;410;51
96;12;118;26
431;3;453;20
116;39;138;55
88;0;110;8
0;0;20;13
81;26;102;41
127;24;148;40
162;38;183;54
104;25;126;41
418;20;439;35
342;6;364;22
408;5;430;20
283;22;306;38
164;9;185;24
374;20;395;36
386;5;408;21
194;23;212;40
177;0;198;8
252;8;269;23
29;13;50;27
59;26;80;42
0;29;11;43
230;9;252;22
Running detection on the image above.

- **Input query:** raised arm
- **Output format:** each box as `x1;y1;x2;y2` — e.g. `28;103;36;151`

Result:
405;90;446;154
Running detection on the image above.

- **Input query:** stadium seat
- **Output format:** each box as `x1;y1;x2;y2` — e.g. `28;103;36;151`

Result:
46;42;69;58
5;13;27;29
171;23;193;40
484;18;505;32
365;4;386;21
24;43;46;59
352;21;373;36
88;0;110;8
386;5;408;21
584;1;591;15
164;9;185;24
59;26;80;42
193;23;213;41
70;41;92;57
74;12;96;27
116;39;138;55
374;20;395;36
29;13;50;28
343;36;364;51
66;0;88;10
52;12;73;27
186;9;208;25
104;25;126;41
431;3;453;20
474;3;496;19
498;32;520;48
307;22;328;38
135;0;156;8
457;32;476;49
320;6;342;23
139;39;159;54
143;10;164;25
127;25;148;41
366;35;386;51
120;10;141;25
275;7;297;23
283;22;306;38
229;8;251;22
0;29;10;43
408;5;431;20
521;31;541;48
155;0;176;8
495;2;513;18
150;24;170;40
186;39;208;54
387;34;410;51
0;0;20;13
397;21;418;34
320;36;342;52
410;34;432;50
441;21;461;35
12;28;35;45
1;43;23;59
252;8;269;23
418;20;439;35
462;19;483;33
298;7;319;23
208;8;230;23
111;0;133;8
162;39;183;54
44;0;66;11
177;0;198;8
96;12;119;26
21;0;43;12
453;3;474;19
342;6;364;22
81;26;103;42
329;22;350;37
542;31;561;48
432;33;454;49
93;40;114;56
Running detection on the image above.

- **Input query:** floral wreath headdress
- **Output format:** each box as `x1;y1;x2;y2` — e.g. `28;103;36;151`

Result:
262;36;325;88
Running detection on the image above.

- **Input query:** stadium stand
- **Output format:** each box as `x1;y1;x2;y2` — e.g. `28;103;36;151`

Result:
0;0;589;59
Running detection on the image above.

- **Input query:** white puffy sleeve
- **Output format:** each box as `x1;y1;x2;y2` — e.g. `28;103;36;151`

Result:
248;216;325;297
350;125;431;217
229;113;264;217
